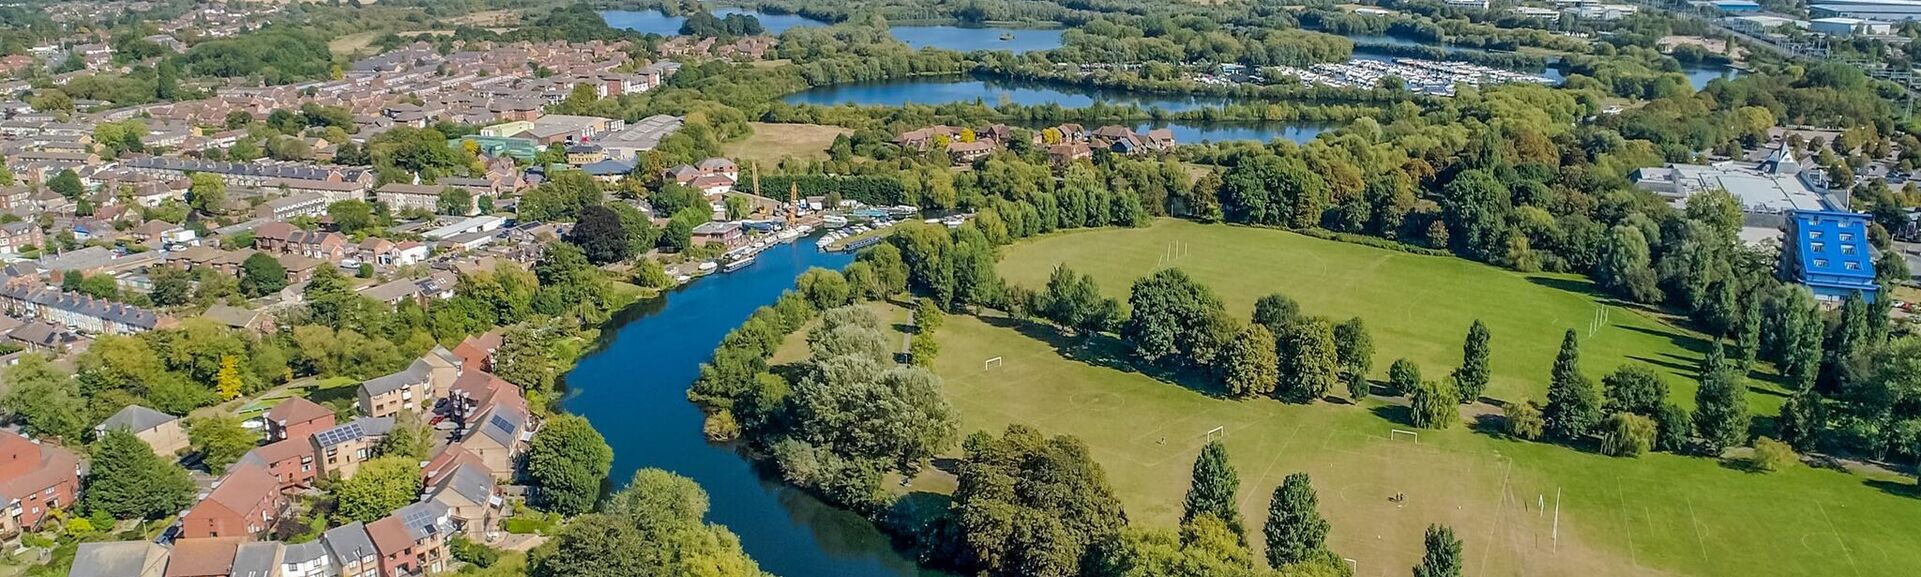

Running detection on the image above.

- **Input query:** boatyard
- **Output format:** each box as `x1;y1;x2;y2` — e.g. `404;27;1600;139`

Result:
1267;57;1555;95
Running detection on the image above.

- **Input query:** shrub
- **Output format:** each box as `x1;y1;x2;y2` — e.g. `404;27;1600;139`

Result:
1409;378;1456;429
1654;403;1692;452
703;410;740;442
1387;358;1421;397
450;535;501;568
1748;437;1797;473
1504;399;1544;440
1599;412;1656;457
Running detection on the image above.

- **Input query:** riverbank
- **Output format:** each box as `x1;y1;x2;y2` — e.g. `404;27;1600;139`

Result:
560;240;946;577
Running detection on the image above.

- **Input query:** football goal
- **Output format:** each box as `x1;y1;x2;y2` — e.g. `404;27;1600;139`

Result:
1202;426;1226;443
983;356;1004;370
1389;429;1421;443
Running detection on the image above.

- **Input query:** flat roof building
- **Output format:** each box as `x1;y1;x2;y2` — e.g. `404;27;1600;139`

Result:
1811;0;1921;20
1783;210;1879;302
1632;147;1835;215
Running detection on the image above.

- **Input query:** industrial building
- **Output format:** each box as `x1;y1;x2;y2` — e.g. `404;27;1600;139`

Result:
1810;0;1921;21
1809;16;1895;34
1708;0;1763;13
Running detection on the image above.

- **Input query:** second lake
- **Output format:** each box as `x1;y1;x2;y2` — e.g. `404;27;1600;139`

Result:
599;10;1066;53
783;76;1328;144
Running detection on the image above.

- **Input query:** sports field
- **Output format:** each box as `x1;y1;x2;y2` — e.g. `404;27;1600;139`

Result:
722;122;851;165
996;220;1779;411
914;221;1921;577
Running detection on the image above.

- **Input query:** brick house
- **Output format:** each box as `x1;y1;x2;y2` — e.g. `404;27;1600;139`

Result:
179;464;287;539
311;417;393;480
0;431;78;536
367;502;455;577
356;359;436;418
237;438;318;491
263;397;335;443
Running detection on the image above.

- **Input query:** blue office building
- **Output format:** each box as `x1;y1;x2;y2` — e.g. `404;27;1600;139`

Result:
1711;0;1764;12
1782;210;1879;302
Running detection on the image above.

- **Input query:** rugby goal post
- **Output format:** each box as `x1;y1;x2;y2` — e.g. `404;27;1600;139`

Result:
983;356;1004;370
1389;429;1421;443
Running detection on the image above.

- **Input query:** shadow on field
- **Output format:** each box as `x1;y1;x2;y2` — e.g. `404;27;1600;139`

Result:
1627;353;1703;375
980;315;1229;397
1524;274;1620;303
1368;404;1415;427
1617;324;1714;355
1865;478;1921;499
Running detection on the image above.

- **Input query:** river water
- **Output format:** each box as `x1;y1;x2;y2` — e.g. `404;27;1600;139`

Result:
562;240;942;577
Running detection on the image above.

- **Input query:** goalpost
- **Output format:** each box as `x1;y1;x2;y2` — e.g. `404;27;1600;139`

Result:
1389;429;1421;443
1587;305;1611;337
1202;426;1226;443
983;356;1003;370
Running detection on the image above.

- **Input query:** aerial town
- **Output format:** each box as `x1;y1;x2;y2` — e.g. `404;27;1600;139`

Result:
2;0;1921;577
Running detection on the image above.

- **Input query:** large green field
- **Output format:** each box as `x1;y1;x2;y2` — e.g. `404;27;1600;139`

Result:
912;220;1921;577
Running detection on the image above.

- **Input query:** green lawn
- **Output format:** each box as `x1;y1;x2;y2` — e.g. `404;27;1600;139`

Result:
900;220;1921;577
996;220;1784;412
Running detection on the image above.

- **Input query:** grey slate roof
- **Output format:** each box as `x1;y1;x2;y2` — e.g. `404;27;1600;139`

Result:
0;283;167;330
359;359;432;396
432;462;496;505
472;404;527;447
69;541;168;577
430;344;461;367
280;541;331;566
99;405;175;433
125;156;369;182
312;416;396;448
231;542;281;577
393;501;455;541
323;522;378;564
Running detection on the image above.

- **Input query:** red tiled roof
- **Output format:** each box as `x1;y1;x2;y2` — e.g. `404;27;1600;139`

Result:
265;397;332;425
199;463;278;518
365;515;414;556
0;431;75;503
164;537;242;577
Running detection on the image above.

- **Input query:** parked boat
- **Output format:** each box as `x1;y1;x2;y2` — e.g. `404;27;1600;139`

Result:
723;254;757;272
695;261;719;275
841;236;883;252
821;214;849;228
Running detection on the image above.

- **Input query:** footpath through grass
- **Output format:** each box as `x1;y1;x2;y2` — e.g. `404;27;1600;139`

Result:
903;220;1921;577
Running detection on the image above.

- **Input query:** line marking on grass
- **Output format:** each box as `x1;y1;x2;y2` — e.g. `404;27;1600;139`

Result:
1240;421;1309;512
1684;494;1712;567
1476;458;1514;577
1816;500;1864;577
1614;477;1640;568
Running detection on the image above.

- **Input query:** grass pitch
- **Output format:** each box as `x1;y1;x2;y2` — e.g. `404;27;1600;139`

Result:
995;220;1786;412
722;122;851;166
904;221;1921;577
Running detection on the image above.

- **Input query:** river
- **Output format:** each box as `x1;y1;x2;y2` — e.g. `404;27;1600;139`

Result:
562;240;941;577
600;9;1064;53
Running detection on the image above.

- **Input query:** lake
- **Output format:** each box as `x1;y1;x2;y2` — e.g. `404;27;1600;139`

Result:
1682;62;1740;90
783;76;1240;111
784;77;1328;144
598;8;830;36
600;9;1065;53
562;240;946;577
889;25;1065;53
